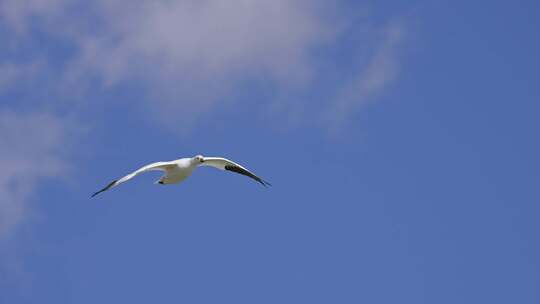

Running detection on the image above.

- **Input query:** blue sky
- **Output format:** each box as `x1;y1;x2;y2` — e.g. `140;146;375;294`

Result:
1;1;539;303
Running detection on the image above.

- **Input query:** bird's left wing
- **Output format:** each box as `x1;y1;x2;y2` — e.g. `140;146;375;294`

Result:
91;161;176;197
200;157;271;187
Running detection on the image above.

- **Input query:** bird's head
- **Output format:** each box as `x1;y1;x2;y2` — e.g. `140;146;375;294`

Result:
193;154;205;163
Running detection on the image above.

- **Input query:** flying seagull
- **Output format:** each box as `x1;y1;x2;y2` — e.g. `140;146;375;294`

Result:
91;155;271;197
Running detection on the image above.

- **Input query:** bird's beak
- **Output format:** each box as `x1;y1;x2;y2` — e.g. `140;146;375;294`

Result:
200;159;205;163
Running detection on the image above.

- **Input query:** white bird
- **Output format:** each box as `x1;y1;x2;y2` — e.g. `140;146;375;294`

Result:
91;155;271;197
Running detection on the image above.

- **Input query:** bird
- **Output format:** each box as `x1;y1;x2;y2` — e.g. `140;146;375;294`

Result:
91;155;271;197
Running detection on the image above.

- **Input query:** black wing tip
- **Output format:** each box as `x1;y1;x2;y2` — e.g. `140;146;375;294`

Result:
259;179;272;187
224;164;271;188
90;179;118;198
90;189;105;198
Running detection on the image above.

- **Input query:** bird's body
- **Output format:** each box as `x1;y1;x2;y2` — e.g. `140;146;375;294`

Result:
91;155;270;197
155;158;195;185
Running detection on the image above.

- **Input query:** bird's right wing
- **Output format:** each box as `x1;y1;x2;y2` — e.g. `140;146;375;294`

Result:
91;161;176;197
200;157;271;187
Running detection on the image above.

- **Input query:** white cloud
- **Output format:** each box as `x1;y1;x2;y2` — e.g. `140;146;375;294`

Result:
0;110;72;239
79;1;327;83
0;0;63;34
0;0;407;130
64;0;338;127
1;0;339;126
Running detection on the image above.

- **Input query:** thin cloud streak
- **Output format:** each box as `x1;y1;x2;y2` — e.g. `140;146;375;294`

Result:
327;23;405;131
0;61;46;96
0;110;72;239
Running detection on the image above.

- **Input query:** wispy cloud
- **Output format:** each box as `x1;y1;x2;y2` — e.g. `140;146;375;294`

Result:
74;1;329;83
64;0;339;127
0;0;66;34
0;110;72;239
1;0;407;130
326;23;405;131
